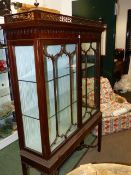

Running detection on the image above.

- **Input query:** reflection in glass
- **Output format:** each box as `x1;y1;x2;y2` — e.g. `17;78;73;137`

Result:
81;43;98;123
15;46;42;153
43;44;78;151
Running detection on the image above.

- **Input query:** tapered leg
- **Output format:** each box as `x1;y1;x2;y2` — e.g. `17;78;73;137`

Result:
21;162;29;175
21;161;58;175
97;120;102;152
40;169;59;175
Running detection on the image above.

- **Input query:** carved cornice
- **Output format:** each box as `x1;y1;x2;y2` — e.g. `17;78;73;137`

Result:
5;26;101;41
1;10;105;40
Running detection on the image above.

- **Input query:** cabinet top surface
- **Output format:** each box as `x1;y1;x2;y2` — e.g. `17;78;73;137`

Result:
1;10;105;31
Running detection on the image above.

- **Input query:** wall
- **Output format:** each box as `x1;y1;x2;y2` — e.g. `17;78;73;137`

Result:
0;17;4;24
11;0;74;16
115;0;131;50
72;0;116;84
43;0;73;15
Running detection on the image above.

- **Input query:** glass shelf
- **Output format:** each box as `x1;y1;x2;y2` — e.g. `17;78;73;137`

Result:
45;71;76;83
48;100;77;119
81;63;95;70
18;79;36;83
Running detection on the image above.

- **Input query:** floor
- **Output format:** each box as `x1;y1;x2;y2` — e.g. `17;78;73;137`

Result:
78;129;131;166
0;133;96;175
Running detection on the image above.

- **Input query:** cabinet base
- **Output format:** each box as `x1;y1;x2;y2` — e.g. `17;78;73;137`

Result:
20;112;102;174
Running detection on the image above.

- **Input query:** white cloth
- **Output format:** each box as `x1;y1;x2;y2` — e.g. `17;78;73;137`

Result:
112;107;130;116
114;57;131;93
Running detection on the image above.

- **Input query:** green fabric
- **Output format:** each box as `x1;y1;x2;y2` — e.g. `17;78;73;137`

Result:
0;134;96;175
0;141;23;175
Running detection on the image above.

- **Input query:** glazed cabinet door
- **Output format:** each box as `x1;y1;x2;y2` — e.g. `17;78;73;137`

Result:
42;40;78;152
81;42;100;123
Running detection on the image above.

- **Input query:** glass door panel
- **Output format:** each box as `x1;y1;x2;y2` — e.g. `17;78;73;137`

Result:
43;44;78;151
15;46;42;153
81;42;98;123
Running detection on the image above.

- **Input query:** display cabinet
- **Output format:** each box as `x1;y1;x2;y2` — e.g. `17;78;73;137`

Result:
1;10;105;174
0;27;17;149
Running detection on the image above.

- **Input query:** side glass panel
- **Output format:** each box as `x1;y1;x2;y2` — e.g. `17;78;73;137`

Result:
15;46;42;153
43;44;78;151
81;42;98;123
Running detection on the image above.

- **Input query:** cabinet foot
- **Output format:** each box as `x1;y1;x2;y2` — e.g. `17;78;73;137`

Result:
41;170;59;175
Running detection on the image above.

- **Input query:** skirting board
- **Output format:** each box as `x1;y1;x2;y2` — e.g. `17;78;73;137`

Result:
0;131;18;150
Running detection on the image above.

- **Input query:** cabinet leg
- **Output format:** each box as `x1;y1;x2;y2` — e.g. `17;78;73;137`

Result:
21;162;29;175
97;120;102;152
40;169;59;175
21;162;58;175
80;140;84;145
52;170;59;175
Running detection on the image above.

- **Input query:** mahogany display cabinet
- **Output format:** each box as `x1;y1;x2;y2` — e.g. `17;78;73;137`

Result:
1;10;105;174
